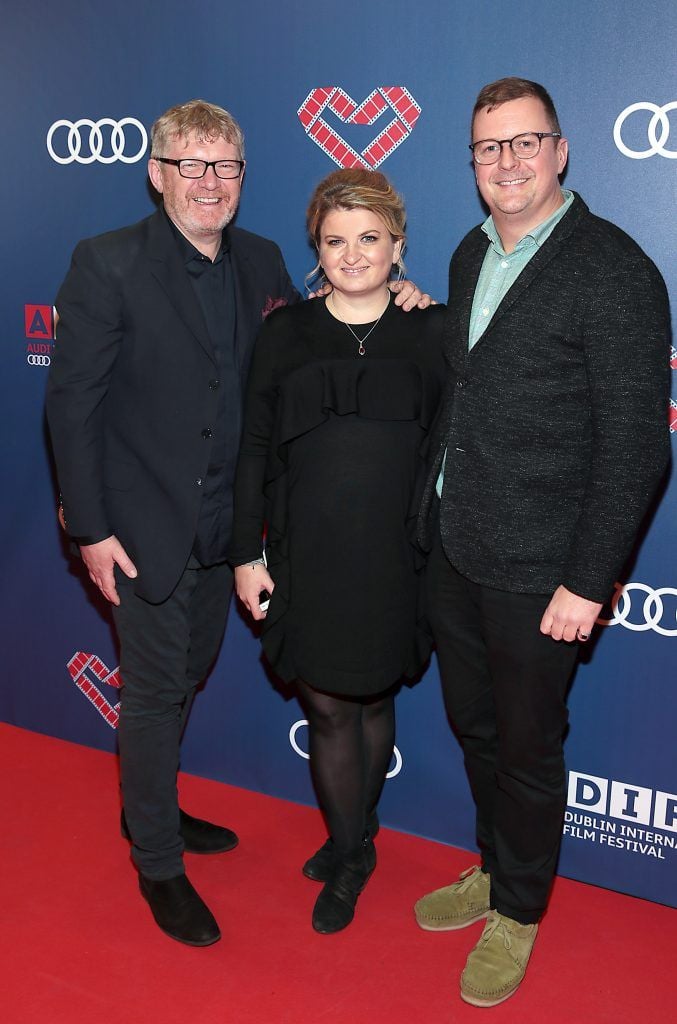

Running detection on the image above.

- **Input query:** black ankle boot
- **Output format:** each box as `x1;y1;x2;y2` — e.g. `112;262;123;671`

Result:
121;808;238;854
303;811;380;882
312;839;376;933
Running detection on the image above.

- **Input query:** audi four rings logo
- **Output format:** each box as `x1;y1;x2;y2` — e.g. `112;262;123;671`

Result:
598;582;677;637
613;102;677;159
289;720;403;778
27;353;51;366
46;118;148;164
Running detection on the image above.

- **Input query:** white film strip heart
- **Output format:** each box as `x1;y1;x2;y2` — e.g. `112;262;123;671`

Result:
67;651;121;728
298;86;421;168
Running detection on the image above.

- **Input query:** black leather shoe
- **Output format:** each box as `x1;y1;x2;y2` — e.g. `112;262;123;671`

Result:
121;808;239;854
312;840;376;934
303;811;379;882
302;836;335;882
139;873;220;946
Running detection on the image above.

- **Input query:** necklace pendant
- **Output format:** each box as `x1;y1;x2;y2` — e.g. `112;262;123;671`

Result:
358;342;366;356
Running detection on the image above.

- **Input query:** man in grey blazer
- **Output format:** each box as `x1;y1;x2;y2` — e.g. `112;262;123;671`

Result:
415;78;670;1007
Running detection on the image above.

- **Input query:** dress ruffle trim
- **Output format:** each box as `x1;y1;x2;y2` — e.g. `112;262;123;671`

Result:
261;358;437;687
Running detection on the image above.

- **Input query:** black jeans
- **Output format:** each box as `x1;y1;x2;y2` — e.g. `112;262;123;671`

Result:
426;533;578;924
113;560;233;879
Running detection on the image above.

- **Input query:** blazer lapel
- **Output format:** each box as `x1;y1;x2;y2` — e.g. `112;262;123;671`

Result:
472;194;587;352
230;238;260;374
446;229;488;369
146;210;216;363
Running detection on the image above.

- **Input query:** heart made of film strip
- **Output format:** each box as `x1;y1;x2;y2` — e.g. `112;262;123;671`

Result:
67;651;121;729
298;86;421;169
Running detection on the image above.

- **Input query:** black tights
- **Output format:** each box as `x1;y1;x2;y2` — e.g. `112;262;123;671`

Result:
297;680;396;857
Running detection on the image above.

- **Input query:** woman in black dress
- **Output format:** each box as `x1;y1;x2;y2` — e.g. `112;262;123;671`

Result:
231;168;444;933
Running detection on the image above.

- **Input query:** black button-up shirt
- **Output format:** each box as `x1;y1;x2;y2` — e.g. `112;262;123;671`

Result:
167;213;240;566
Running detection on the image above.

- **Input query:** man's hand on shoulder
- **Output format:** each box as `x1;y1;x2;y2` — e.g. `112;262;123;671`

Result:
388;279;434;310
540;585;603;643
80;536;137;606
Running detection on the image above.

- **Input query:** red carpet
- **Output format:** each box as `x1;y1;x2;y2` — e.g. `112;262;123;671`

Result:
0;723;673;1024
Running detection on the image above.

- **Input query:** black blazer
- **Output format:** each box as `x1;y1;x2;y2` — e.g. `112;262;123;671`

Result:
46;209;300;602
419;193;671;603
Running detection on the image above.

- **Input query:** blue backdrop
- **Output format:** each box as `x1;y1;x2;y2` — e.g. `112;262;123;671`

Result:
2;0;675;907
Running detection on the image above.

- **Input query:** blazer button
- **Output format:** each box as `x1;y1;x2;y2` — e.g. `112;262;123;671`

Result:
456;378;467;389
209;379;220;390
201;428;212;439
196;478;202;487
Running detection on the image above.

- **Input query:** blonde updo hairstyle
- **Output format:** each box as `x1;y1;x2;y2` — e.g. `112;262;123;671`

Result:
305;168;406;290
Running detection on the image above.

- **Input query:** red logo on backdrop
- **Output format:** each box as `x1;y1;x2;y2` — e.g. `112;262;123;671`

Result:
670;345;677;371
670;399;677;434
25;304;55;339
67;652;121;728
298;87;421;169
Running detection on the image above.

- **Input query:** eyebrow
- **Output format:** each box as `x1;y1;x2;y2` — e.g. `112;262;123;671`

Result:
323;227;383;238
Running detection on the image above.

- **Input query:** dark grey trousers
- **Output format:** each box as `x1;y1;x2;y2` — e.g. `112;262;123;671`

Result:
113;560;233;879
426;532;579;924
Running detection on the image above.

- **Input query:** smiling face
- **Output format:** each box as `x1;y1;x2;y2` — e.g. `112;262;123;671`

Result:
472;96;568;245
318;207;402;305
148;131;244;256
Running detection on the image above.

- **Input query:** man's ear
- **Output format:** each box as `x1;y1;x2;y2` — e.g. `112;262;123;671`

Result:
148;158;164;194
556;137;568;175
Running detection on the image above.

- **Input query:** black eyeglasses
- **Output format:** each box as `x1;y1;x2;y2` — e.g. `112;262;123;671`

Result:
154;157;245;179
469;132;561;165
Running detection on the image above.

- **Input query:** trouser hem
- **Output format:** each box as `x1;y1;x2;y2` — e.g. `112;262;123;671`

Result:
491;900;542;926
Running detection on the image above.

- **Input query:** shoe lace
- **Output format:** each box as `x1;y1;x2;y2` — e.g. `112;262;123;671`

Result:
455;866;483;893
480;913;511;950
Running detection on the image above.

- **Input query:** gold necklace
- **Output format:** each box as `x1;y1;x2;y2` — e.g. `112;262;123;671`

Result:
328;290;390;356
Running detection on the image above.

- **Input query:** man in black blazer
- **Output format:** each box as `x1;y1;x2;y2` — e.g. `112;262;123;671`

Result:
414;79;670;1007
46;100;303;946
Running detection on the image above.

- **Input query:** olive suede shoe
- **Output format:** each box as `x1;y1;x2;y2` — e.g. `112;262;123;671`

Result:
414;864;490;931
460;911;538;1007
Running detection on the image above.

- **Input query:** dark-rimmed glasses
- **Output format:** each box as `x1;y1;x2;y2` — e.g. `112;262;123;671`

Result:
154;157;245;179
469;132;561;165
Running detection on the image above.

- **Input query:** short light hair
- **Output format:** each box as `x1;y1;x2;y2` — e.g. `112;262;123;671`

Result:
472;77;561;136
150;99;245;160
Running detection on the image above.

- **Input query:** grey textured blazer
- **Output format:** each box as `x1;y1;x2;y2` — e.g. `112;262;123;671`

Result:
419;193;671;603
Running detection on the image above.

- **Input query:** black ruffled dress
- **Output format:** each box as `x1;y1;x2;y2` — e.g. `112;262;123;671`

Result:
230;296;446;696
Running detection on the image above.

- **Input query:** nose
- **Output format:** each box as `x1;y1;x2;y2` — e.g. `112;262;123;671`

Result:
497;140;519;170
201;164;220;188
344;242;362;264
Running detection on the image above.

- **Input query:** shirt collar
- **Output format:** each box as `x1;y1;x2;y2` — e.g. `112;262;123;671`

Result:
481;188;573;256
163;207;230;264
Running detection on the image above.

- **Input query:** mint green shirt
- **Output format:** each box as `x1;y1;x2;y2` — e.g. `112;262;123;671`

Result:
436;189;574;496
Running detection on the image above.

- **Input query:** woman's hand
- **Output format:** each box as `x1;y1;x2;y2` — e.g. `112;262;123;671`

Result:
235;561;275;620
